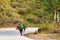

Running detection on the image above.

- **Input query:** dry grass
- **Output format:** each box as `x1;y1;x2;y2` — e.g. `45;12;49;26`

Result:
26;33;60;40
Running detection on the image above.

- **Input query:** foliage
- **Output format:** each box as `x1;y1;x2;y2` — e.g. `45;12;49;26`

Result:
0;0;60;30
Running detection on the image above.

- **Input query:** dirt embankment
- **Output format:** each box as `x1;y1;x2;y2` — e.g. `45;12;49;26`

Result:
26;33;60;40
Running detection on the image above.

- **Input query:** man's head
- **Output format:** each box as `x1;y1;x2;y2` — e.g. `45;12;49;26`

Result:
18;22;23;25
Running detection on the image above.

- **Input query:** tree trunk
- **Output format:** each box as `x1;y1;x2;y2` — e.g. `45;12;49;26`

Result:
54;10;57;23
57;12;59;23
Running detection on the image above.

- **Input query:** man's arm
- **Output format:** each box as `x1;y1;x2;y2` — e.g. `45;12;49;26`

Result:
24;24;27;31
16;26;19;30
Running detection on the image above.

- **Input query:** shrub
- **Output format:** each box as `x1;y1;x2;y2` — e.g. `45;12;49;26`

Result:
13;20;19;24
6;13;12;17
10;0;14;2
26;8;32;14
26;18;33;23
26;18;40;24
11;2;20;8
0;8;3;12
18;10;25;15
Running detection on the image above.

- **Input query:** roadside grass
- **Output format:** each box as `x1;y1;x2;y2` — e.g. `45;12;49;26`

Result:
26;33;60;40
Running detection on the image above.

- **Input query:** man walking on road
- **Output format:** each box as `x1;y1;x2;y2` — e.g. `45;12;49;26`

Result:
16;23;26;36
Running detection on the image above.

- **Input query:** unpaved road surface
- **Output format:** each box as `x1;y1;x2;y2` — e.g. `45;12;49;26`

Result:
0;28;38;40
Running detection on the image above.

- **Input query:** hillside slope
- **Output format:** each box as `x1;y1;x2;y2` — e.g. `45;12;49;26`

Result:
0;0;60;30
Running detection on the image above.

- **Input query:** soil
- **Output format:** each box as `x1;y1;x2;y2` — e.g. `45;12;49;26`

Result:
25;33;60;40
